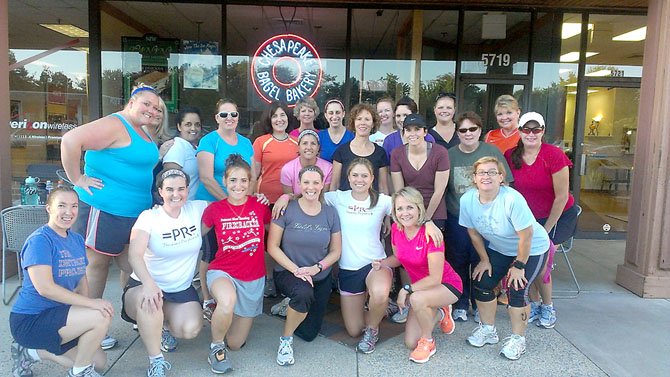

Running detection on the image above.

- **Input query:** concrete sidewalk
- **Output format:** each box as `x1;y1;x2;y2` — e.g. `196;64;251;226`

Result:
2;240;669;377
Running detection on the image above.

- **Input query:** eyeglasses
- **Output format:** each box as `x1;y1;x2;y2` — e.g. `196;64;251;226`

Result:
519;126;544;134
475;170;501;177
218;111;239;118
458;126;480;134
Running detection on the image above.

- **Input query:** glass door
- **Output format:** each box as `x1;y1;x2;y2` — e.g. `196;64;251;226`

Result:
458;80;527;133
578;86;639;234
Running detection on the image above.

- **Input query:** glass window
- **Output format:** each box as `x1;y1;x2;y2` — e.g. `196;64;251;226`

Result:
9;0;89;204
460;11;531;76
585;14;646;78
350;9;414;108
421;10;458;123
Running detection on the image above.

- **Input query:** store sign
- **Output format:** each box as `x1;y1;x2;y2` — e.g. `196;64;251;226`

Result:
9;119;76;132
251;34;323;107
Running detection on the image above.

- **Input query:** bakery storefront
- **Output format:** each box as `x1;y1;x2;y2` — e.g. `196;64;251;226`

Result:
5;0;647;238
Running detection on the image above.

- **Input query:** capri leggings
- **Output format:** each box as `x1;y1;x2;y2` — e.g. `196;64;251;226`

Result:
473;247;547;308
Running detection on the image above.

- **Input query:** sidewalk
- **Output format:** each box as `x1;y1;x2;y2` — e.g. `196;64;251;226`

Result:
2;240;669;377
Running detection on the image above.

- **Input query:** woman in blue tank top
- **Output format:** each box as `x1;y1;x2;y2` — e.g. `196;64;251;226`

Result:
60;84;161;350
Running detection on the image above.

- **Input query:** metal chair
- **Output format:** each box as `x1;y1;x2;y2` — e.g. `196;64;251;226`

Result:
553;205;583;299
2;205;48;305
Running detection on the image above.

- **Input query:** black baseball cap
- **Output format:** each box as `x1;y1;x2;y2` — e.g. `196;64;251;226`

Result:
403;113;427;129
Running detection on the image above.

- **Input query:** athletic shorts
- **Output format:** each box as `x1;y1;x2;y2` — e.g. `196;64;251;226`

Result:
539;204;579;245
338;264;393;295
121;278;200;324
10;306;78;355
72;201;137;255
206;270;264;318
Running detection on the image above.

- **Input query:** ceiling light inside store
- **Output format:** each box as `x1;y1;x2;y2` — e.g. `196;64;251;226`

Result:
40;24;89;38
567;90;598;95
560;51;598;62
561;23;593;39
612;26;647;41
586;69;612;77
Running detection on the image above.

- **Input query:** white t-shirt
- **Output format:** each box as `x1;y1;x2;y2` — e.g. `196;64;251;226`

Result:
131;200;208;292
324;190;392;270
369;131;390;147
459;186;550;257
163;137;200;200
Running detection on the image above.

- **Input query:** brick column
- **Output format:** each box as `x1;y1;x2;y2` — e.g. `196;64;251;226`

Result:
616;0;670;298
0;0;11;209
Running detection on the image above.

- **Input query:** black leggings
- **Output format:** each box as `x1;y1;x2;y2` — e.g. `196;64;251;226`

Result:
473;248;546;308
274;270;332;342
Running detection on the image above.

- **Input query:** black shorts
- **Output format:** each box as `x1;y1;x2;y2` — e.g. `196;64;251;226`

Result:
539;204;579;245
121;278;200;324
10;306;78;355
442;282;463;299
338;264;374;295
71;201;137;255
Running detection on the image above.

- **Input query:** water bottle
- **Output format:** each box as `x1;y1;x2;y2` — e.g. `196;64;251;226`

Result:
46;180;53;194
24;176;40;205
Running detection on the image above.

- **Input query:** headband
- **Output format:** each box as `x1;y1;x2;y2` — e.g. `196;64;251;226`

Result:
325;99;345;111
131;86;156;97
298;129;320;143
161;169;186;180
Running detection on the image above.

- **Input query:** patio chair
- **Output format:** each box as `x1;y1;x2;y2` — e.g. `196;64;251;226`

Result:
553;204;582;299
2;205;48;305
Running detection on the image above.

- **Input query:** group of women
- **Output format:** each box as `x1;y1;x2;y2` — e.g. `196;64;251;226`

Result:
9;87;578;377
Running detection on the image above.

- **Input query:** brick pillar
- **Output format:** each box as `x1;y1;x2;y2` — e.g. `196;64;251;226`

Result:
616;0;670;298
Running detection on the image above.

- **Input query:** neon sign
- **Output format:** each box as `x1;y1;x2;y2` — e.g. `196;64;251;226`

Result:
251;34;323;107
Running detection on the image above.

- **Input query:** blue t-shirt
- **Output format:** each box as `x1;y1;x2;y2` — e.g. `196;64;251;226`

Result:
195;131;253;201
458;185;550;257
76;113;159;217
12;225;87;314
318;129;354;162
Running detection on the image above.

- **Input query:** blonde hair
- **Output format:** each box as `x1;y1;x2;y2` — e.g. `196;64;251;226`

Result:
494;94;520;114
391;187;427;229
294;96;320;117
472;156;507;184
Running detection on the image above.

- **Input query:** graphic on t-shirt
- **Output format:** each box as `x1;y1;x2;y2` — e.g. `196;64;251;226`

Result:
57;249;86;278
290;222;330;232
347;204;374;216
162;225;198;241
454;166;474;195
475;214;499;234
218;212;261;257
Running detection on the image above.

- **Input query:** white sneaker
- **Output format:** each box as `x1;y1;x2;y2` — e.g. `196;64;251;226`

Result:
467;323;499;347
276;337;295;366
473;308;480;324
390;306;409;324
452;308;468;322
500;334;526;360
271;297;290;317
538;304;557;329
100;335;117;350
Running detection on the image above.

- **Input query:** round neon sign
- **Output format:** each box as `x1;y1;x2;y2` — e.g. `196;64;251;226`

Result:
251;34;323;107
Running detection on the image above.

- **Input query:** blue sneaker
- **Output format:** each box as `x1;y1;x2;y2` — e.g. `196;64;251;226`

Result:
100;335;117;350
11;342;37;377
147;357;171;377
161;329;178;353
208;344;233;374
538;303;557;329
528;301;541;324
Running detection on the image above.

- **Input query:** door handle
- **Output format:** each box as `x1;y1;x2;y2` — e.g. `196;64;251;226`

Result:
580;154;587;176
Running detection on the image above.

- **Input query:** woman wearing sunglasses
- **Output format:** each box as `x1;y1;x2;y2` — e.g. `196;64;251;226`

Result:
429;92;460;150
445;112;512;323
459;156;550;360
195;99;254;202
504;112;578;330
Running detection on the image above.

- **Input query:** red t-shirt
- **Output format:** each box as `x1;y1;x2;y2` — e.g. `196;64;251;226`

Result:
391;223;462;293
202;197;271;281
504;143;575;219
485;128;520;153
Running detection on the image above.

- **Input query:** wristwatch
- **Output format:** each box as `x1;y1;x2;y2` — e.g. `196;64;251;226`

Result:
316;262;324;272
403;284;413;294
512;260;526;270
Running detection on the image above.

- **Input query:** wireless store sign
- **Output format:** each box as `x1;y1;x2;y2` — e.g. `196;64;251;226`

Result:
251;34;323;107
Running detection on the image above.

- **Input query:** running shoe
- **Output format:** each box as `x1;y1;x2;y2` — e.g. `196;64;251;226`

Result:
264;278;277;298
203;300;217;322
390;306;409;324
356;327;379;354
11;342;37;377
385;299;399;318
208;344;232;374
452;308;468;322
467;323;499;347
528;301;541;323
147;357;172;377
473;308;480;324
161;329;178;353
100;335;117;350
538;303;557;329
271;297;290;317
276;337;295;366
438;305;456;334
67;365;103;377
409;338;436;363
500;334;526;360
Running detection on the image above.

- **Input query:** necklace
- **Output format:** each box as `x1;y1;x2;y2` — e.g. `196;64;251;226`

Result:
225;197;248;219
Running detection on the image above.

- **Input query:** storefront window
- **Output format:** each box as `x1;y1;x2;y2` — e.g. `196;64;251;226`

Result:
8;0;89;203
585;14;646;78
460;11;531;76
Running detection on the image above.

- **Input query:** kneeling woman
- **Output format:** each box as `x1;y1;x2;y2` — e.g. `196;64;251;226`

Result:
267;165;341;366
376;187;461;364
459;156;550;360
10;186;113;377
123;169;207;376
201;155;271;374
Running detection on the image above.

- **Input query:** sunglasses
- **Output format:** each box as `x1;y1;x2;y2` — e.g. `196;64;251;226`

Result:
218;111;239;118
436;92;457;101
458;126;480;134
519;126;544;134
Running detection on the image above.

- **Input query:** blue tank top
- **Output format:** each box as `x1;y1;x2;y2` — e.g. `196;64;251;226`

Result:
75;113;159;217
